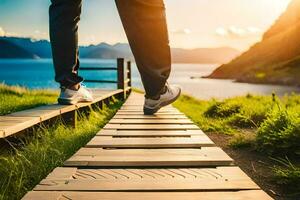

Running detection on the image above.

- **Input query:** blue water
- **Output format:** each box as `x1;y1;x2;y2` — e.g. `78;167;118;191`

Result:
0;59;299;99
0;59;141;89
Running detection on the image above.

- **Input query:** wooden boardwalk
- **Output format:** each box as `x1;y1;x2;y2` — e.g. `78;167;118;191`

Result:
23;92;273;200
0;89;127;138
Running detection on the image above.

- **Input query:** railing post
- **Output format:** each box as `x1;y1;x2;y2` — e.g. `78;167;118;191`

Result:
117;58;125;99
127;61;132;88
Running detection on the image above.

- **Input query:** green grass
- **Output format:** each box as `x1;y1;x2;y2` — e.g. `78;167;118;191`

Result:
0;84;123;200
173;93;300;192
0;83;58;115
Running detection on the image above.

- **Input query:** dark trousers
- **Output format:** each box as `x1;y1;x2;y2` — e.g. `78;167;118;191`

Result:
49;0;171;97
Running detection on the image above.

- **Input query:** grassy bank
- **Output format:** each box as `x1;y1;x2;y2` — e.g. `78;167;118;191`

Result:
0;85;123;200
174;94;300;198
0;83;58;115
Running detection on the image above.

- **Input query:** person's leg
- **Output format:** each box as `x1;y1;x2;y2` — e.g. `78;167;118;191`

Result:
49;0;93;105
49;0;83;88
115;0;171;98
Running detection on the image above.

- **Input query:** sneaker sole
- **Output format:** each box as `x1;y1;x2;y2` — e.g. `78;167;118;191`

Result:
143;89;181;115
58;98;93;105
58;98;77;105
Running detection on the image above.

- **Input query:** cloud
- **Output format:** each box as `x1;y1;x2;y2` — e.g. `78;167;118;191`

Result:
215;26;262;38
0;27;5;37
0;26;19;37
171;28;192;35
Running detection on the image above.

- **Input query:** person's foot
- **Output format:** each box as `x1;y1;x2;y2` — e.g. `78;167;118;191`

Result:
58;84;93;105
144;84;181;115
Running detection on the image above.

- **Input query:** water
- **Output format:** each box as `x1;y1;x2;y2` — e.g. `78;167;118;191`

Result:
0;59;299;99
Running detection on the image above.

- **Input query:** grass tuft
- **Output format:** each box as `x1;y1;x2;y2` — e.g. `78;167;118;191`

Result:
272;157;300;192
0;83;58;115
256;109;300;156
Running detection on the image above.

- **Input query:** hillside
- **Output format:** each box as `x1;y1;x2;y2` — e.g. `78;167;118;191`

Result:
208;0;300;86
0;36;239;64
0;39;37;59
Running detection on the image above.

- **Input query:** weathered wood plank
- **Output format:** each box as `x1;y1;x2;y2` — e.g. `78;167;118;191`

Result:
117;110;182;114
109;119;193;124
96;129;205;137
34;167;258;191
0;116;40;138
64;148;233;167
120;107;177;111
113;114;187;119
8;108;61;121
23;191;273;200
104;124;199;130
86;135;215;148
115;112;185;116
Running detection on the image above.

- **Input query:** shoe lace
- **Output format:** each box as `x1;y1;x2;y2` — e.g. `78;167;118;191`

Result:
165;82;173;95
80;83;93;95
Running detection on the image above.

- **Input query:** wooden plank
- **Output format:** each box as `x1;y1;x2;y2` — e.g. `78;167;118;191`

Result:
86;135;215;148
120;107;177;111
104;124;199;130
96;130;205;137
121;105;174;108
109;119;193;124
8;108;60;121
0;116;40;138
113;114;187;119
117;110;182;114
34;167;258;191
45;167;77;180
116;112;184;115
0;130;4;138
23;191;273;200
64;148;233;167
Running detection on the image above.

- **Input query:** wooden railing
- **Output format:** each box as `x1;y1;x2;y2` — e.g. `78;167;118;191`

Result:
0;58;132;138
80;58;132;99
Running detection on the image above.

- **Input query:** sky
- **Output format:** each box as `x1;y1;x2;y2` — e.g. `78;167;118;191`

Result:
0;0;292;51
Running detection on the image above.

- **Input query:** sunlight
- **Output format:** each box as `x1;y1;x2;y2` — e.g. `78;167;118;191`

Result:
166;0;292;50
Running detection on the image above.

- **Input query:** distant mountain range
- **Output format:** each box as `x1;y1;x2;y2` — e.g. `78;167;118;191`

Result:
0;36;240;64
208;0;300;86
0;40;37;59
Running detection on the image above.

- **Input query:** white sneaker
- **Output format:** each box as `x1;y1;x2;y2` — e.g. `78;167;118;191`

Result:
58;84;93;105
144;84;181;115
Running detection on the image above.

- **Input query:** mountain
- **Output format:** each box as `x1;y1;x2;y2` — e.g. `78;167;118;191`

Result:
1;37;52;58
0;39;37;59
0;36;239;63
79;42;134;60
208;0;300;86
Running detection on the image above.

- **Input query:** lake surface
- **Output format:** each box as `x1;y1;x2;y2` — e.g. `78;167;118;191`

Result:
0;59;299;99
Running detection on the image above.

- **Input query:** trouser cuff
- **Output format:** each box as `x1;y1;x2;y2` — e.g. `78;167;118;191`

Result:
59;73;83;88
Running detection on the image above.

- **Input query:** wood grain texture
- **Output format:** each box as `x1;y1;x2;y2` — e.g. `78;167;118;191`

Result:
86;135;215;148
104;124;200;130
0;116;40;138
64;148;233;167
109;119;193;124
113;114;188;119
96;129;205;137
23;191;273;200
34;167;259;191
